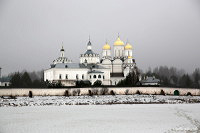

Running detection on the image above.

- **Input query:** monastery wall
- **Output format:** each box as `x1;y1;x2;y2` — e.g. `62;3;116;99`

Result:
0;87;200;96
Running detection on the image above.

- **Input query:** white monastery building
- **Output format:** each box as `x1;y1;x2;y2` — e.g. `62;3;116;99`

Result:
44;36;137;86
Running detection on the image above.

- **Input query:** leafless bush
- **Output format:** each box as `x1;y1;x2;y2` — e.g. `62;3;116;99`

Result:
110;90;115;95
64;90;69;96
160;90;165;95
29;91;33;98
100;87;108;95
187;92;192;96
77;89;81;96
125;89;129;95
9;95;16;99
72;89;78;96
92;89;98;95
88;90;92;96
135;90;141;95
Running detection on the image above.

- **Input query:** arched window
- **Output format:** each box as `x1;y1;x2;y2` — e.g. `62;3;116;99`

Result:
90;75;92;79
66;74;68;79
82;74;84;79
93;75;96;79
59;74;62;79
98;75;101;78
76;74;79;80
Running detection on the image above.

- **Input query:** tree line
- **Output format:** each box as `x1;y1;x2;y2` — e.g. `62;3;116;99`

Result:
7;66;200;88
8;71;103;88
117;66;140;87
9;71;47;88
143;66;200;88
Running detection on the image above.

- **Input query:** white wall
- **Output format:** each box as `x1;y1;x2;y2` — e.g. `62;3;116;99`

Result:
0;82;10;87
80;56;100;64
114;45;124;57
112;59;123;73
1;87;200;96
44;68;89;81
44;67;111;85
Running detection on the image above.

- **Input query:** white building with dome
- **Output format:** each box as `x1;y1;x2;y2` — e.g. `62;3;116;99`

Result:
44;36;137;86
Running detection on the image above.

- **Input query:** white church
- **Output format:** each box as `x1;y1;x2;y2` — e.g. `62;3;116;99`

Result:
44;36;137;86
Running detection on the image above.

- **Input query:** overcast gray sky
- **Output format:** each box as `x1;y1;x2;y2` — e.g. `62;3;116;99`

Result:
0;0;200;76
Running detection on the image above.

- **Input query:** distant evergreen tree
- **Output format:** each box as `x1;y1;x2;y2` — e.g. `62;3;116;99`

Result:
117;67;140;87
193;68;200;88
170;75;178;87
21;72;32;88
47;81;63;88
10;71;47;88
179;74;192;88
93;80;102;87
10;72;21;87
76;80;91;87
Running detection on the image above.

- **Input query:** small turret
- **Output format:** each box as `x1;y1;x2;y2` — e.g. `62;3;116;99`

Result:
102;41;111;59
60;46;65;57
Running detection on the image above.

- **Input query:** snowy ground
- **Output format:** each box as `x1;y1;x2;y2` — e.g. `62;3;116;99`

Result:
0;95;200;107
0;104;200;133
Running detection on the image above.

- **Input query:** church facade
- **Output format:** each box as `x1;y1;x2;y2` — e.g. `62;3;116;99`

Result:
44;36;137;86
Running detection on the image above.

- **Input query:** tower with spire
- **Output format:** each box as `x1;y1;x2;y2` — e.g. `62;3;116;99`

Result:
44;35;137;86
80;38;100;64
60;46;65;58
102;40;111;60
52;45;72;65
113;34;125;58
101;34;136;85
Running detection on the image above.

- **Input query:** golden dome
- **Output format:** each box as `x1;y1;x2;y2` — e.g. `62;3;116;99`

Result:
125;43;132;50
103;43;111;50
114;37;124;46
128;56;132;59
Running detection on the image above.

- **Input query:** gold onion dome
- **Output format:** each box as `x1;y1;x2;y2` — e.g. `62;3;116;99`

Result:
103;42;111;50
125;43;132;50
114;37;124;46
128;56;132;59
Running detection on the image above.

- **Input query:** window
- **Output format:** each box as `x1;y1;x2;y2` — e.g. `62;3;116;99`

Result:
59;74;62;79
93;75;96;79
90;75;92;79
98;75;101;78
103;76;105;79
76;74;79;80
66;74;68;79
82;74;84;79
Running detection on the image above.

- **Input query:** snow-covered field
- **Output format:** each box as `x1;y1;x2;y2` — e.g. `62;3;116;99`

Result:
0;104;200;133
0;95;200;107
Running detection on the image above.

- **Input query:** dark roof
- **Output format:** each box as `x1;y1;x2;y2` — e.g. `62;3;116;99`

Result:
0;77;11;82
110;73;124;77
87;41;92;46
84;50;95;55
52;63;106;69
141;77;160;83
88;70;104;74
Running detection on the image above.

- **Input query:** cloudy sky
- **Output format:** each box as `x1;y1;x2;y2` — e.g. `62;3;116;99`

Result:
0;0;200;76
